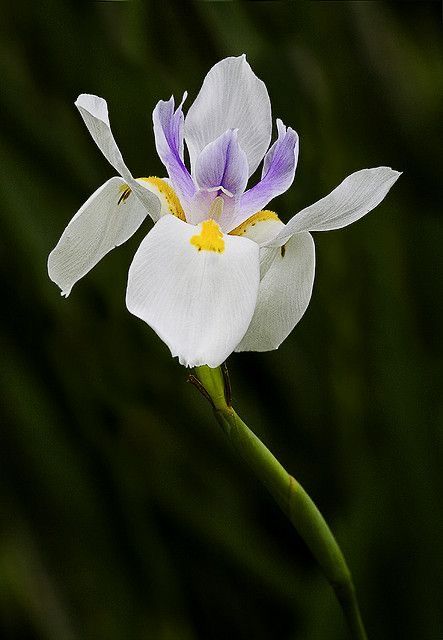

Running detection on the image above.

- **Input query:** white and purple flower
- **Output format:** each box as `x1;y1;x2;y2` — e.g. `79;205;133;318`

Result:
48;55;400;367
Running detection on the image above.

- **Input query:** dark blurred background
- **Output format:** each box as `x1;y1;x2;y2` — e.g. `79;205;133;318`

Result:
1;1;442;639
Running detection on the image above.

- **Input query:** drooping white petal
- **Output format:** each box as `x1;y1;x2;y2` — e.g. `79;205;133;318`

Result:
75;94;160;220
48;177;150;297
126;215;260;367
268;167;401;247
236;232;315;352
185;55;272;177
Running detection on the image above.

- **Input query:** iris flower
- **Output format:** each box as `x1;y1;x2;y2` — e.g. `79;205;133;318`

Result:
48;55;400;367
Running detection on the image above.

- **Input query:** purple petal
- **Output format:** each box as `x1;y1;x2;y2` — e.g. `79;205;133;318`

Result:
152;95;196;203
194;129;249;198
238;119;299;223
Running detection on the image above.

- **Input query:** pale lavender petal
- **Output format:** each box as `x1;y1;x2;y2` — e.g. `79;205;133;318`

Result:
152;95;196;203
186;189;238;231
194;129;249;198
238;119;299;223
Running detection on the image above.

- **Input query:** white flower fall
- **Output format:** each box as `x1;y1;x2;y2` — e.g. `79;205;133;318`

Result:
48;55;401;368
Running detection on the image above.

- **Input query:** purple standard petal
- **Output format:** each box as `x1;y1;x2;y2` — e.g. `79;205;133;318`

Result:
152;95;196;203
194;129;249;198
238;119;299;224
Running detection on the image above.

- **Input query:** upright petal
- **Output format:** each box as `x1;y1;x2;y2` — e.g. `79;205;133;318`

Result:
126;215;260;367
268;167;402;247
75;94;160;220
185;55;272;177
195;129;249;198
48;177;149;297
152;96;196;203
236;232;315;352
238;120;299;224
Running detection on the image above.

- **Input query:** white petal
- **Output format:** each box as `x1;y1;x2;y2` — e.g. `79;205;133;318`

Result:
137;177;186;222
126;215;260;367
231;211;285;246
48;177;149;296
185;55;272;177
269;167;401;247
236;232;315;352
75;94;161;220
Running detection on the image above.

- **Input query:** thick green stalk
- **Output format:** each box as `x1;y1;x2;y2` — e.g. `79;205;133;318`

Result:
193;365;367;640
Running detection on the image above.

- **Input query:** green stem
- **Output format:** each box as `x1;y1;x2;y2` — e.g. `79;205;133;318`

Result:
193;365;368;640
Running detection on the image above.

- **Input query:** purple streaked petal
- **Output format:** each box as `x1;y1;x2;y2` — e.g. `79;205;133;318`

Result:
238;119;299;223
194;129;249;198
152;95;196;203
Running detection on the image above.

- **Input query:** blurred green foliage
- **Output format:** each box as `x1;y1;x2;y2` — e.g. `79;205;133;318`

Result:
1;1;442;639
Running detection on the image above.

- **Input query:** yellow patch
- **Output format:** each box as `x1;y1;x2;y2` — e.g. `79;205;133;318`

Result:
208;196;224;221
230;210;280;236
190;219;225;253
139;177;186;221
118;177;186;222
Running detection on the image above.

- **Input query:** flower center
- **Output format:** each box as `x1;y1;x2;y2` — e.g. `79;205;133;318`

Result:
190;219;225;253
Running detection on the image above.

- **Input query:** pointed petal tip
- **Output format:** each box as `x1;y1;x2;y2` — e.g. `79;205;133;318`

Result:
369;166;402;185
75;93;103;107
373;165;401;175
185;54;272;177
48;265;72;298
275;118;298;141
75;93;109;124
75;92;94;103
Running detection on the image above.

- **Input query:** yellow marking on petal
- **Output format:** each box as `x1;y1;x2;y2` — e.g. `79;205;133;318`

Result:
190;219;225;253
117;177;186;221
208;196;224;222
118;184;131;205
138;177;186;221
229;210;280;236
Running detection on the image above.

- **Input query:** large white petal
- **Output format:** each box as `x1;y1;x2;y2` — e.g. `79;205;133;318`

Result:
185;55;272;177
236;232;315;352
75;94;161;220
126;215;260;367
269;167;401;247
48;177;149;297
